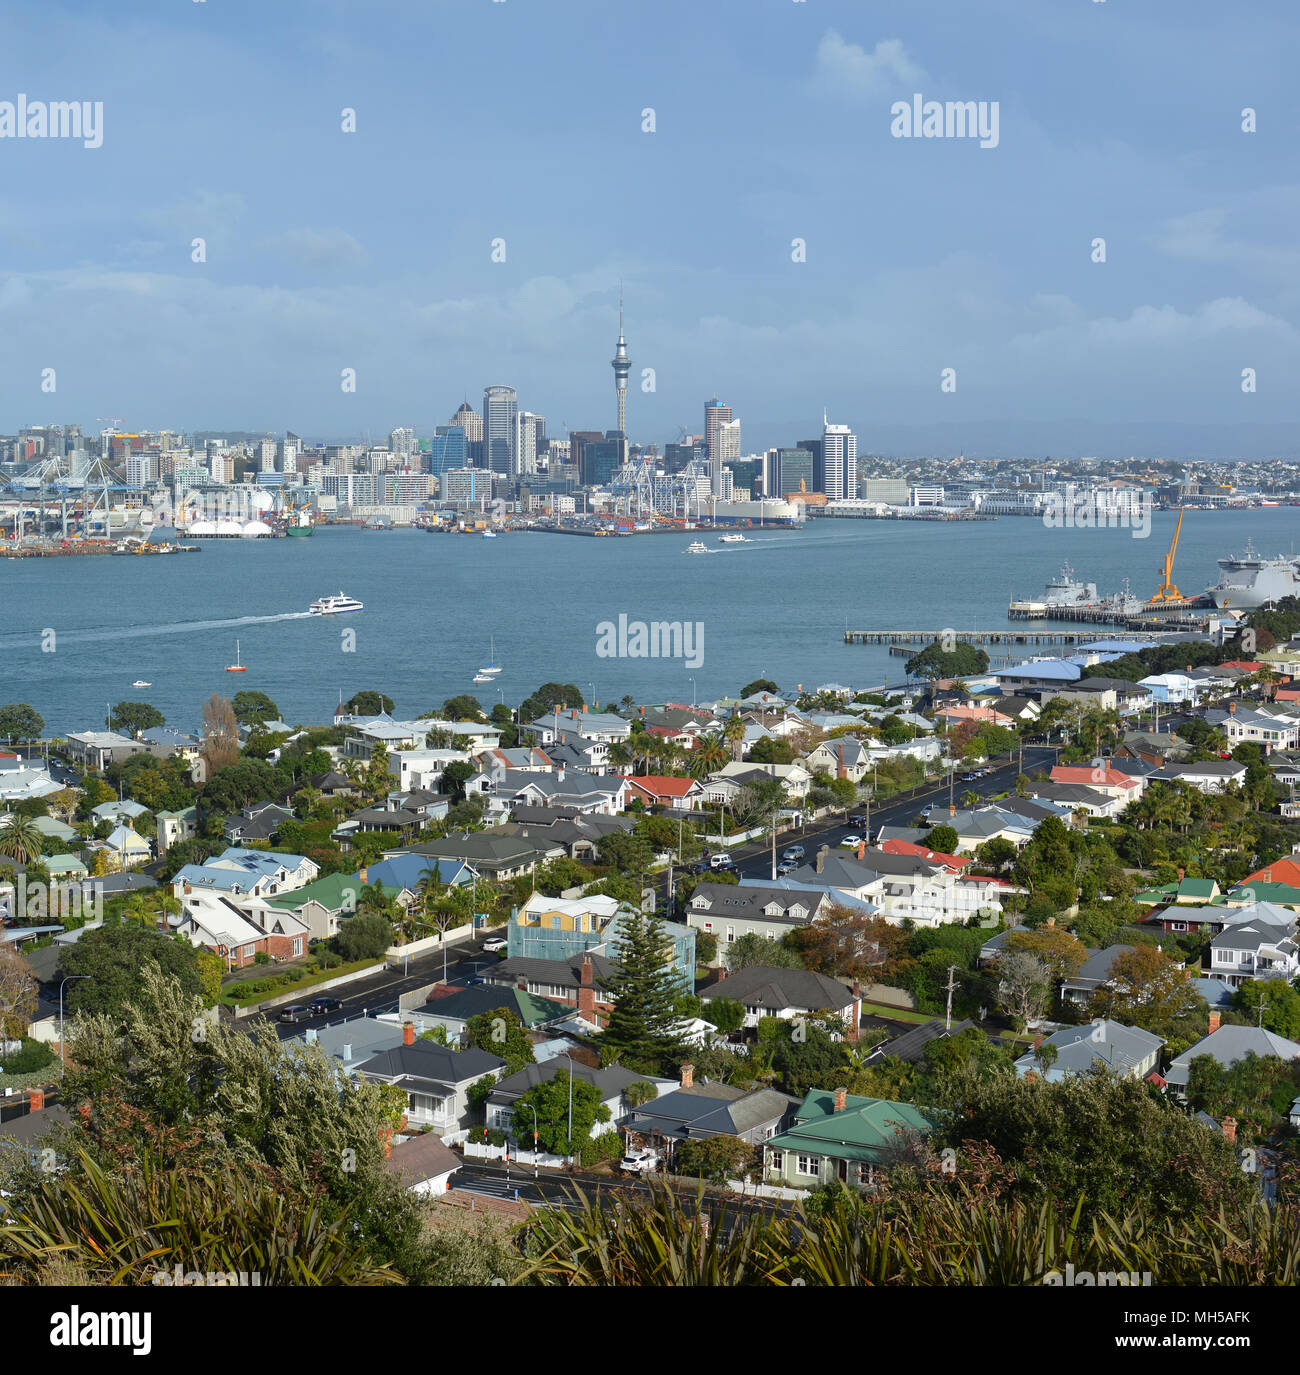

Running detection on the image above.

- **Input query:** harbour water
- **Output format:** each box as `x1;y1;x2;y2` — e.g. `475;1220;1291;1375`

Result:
1;507;1296;734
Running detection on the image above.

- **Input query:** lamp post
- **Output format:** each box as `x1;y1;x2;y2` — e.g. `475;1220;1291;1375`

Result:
588;682;596;711
529;1104;539;1179
689;676;696;708
560;1049;575;1159
58;975;89;1079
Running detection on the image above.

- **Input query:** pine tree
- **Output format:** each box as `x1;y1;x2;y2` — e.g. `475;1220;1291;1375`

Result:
601;911;684;1073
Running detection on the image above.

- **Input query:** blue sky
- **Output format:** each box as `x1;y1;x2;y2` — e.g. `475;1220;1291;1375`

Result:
1;0;1296;454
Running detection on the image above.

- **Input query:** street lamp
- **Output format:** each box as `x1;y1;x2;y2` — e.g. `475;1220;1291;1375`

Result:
58;975;89;1078
689;676;696;708
560;1049;575;1158
528;1104;540;1179
588;683;596;711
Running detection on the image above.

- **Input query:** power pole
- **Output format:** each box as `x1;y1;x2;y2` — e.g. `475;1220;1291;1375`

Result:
944;964;960;1030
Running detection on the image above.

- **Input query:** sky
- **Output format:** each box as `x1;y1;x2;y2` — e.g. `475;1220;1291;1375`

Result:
1;0;1297;456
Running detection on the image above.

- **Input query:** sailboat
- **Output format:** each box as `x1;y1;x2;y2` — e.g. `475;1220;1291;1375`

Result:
225;640;247;673
478;635;502;677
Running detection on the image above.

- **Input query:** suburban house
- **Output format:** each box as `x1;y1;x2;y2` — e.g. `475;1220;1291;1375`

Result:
622;775;706;810
864;1018;977;1065
763;1087;938;1190
172;848;319;903
1136;876;1222;906
261;870;406;943
354;1026;506;1139
687;882;827;945
91;799;149;827
486;1060;659;1138
496;769;629;815
502;805;637;861
1012;1020;1164;1082
386;1133;462;1196
705;760;813;801
699;965;861;1034
85;824;152;872
222;802;295;845
175;890;311;968
622;1064;796;1158
1150;760;1248;794
804;736;877;784
1207;915;1300;988
155;806;198;854
1059;945;1137;1007
1164;1023;1300;1095
139;726;203;764
521;708;632;748
393;831;562;880
483;951;619;1024
1049;765;1146;803
419;983;574;1039
64;730;151;770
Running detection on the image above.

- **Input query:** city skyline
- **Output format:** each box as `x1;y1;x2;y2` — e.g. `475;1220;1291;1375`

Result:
0;0;1296;457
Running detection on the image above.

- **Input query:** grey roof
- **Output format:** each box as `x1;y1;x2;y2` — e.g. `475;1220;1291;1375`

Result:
627;1085;795;1140
1072;677;1152;694
395;831;558;867
291;1017;405;1070
701;965;854;1013
1062;945;1135;990
1211;921;1297;955
1166;1025;1300;1087
486;951;619;991
488;1059;649;1103
356;1040;505;1087
869;1018;977;1065
690;883;825;923
1014;1019;1164;1077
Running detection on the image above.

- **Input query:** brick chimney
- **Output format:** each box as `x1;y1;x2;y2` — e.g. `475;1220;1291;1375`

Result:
28;1087;44;1113
577;954;596;1018
403;1022;415;1046
949;803;956;818
1229;702;1237;715
856;841;866;861
837;742;846;780
640;704;645;717
582;703;588;714
680;1062;694;1089
1221;1116;1237;1144
832;1086;847;1113
358;865;368;883
1177;867;1185;880
1208;1010;1221;1033
1032;1033;1043;1051
816;845;827;874
570;708;579;721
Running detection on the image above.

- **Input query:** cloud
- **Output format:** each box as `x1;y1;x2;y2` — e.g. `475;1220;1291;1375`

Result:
815;31;926;99
258;227;368;271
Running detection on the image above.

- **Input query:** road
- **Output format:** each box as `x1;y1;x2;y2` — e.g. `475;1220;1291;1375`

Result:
663;745;1059;901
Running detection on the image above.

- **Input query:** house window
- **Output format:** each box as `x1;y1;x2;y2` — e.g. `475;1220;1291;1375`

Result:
243;944;255;958
796;1154;818;1177
1170;922;1186;932
292;938;303;957
768;1150;783;1173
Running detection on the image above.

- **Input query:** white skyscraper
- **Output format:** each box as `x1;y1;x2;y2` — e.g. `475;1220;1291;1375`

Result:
821;415;857;501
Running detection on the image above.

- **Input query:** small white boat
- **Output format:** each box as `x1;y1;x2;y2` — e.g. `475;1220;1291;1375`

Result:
472;673;493;684
686;541;709;554
132;680;152;688
309;593;364;615
718;533;749;544
482;530;498;539
478;635;503;677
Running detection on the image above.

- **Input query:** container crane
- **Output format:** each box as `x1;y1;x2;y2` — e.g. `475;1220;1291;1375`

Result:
1150;507;1185;602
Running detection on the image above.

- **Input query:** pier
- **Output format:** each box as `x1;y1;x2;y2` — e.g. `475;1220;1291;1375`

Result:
844;627;1206;654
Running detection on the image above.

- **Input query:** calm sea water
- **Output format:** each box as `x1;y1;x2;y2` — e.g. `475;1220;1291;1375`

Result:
1;507;1297;735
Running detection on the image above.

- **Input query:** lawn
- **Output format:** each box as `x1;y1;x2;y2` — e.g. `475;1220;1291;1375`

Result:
219;956;385;1009
861;1001;932;1025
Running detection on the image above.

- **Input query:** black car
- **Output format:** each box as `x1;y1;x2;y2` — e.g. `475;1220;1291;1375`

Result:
308;996;343;1015
688;861;711;875
848;814;867;827
277;1004;313;1024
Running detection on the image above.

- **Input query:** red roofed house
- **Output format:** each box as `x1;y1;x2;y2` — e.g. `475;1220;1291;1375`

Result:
622;775;706;810
1242;857;1300;890
876;837;973;871
1220;661;1266;675
643;725;696;749
1049;764;1146;802
934;705;1014;727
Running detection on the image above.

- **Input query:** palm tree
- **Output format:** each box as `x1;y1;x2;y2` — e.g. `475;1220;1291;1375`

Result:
723;714;746;762
692;740;728;779
960;790;979;809
607;740;635;774
0;814;44;866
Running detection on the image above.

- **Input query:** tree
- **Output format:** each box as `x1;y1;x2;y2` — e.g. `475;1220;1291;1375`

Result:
231;691;280;726
335;911;394;962
1004;927;1088;983
59;926;203;1021
693;930;718;967
0;703;44;746
464;1008;536;1076
673;1134;755;1182
740;679;779;699
1088;945;1201;1036
200;693;240;776
746;736;794;766
511;1070;610;1154
107;701;165;736
706;997;745;1033
0;944;37;1038
345;690;395;716
995;950;1052;1027
724;932;803;973
905;642;990;681
792;906;911;982
439;760;476;801
601;912;684;1071
595;830;653;877
441;695;485;722
518;682;584;724
1233;979;1300;1041
926;824;960;855
0;814;45;866
772;1022;852;1096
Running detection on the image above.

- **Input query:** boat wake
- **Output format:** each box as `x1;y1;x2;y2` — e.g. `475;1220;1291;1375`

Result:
0;610;313;649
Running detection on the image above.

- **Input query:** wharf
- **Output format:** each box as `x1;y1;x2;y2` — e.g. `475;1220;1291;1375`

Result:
845;627;1202;653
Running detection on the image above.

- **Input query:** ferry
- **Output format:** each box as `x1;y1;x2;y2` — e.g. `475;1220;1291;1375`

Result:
718;533;749;544
686;541;709;554
309;593;365;616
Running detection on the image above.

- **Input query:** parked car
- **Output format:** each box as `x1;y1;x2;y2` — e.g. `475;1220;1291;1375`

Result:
277;1005;312;1024
839;834;863;847
620;1148;660;1175
776;860;797;876
920;804;936;819
782;845;805;862
688;861;711;875
710;853;736;870
307;996;343;1015
482;937;508;953
961;772;978;782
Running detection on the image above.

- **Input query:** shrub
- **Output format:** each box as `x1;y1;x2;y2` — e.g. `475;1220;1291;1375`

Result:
253;952;270;965
0;1037;56;1075
579;1131;623;1168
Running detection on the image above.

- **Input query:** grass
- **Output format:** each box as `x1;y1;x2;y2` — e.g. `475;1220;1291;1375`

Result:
860;1001;932;1024
220;957;384;1008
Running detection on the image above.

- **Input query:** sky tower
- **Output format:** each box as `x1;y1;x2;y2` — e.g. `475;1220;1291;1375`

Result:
611;288;631;436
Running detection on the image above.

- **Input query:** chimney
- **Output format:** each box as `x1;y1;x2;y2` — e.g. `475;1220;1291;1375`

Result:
342;1043;352;1062
837;742;846;780
28;1087;44;1113
582;703;588;713
856;841;865;861
716;965;726;981
403;1022;415;1046
640;704;645;717
1229;702;1236;715
852;980;861;998
571;709;579;721
832;1086;847;1113
949;803;956;818
1208;1010;1221;1034
1221;1115;1237;1144
680;1062;694;1089
580;953;594;986
358;865;368;883
1177;867;1185;880
816;845;827;874
1032;1034;1043;1051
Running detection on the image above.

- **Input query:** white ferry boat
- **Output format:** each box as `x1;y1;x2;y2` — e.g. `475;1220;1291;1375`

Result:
686;541;709;554
309;593;365;616
718;533;749;544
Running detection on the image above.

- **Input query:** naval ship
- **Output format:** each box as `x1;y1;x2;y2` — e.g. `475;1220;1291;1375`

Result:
1205;539;1300;609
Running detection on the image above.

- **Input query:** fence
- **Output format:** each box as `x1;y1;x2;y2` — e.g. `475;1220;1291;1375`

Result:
384;920;473;961
462;1140;574;1169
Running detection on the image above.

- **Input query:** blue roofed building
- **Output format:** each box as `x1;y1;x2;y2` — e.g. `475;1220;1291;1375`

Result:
362;853;474;892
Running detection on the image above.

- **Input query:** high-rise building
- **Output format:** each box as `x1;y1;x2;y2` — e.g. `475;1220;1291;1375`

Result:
259;439;277;473
776;447;814;497
441;467;491;506
389;427;416;459
716;418;741;462
581;436;626;488
611;294;631;436
570;430;604;485
449;403;482;442
483;385;518;477
429;426;468;479
517;412;543;477
704;398;735;497
819;415;857;500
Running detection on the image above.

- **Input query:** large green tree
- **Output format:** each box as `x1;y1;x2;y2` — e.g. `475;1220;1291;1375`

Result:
601;912;684;1072
345;690;395;716
723;931;803;973
0;703;44;745
905;642;990;680
511;1070;610;1154
107;701;165;736
231;690;281;726
464;1007;536;1076
59;925;205;1019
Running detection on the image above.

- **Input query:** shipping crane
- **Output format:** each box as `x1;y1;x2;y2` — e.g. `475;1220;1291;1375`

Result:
1150;507;1185;602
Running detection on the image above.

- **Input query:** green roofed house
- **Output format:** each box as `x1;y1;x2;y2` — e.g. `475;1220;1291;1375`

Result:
1227;882;1300;912
262;871;408;942
1135;876;1221;906
44;854;89;881
418;983;574;1038
763;1087;939;1191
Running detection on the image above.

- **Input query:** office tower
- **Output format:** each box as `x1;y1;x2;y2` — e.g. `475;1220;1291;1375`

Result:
449;402;482;442
280;437;298;474
582;436;626;488
389;426;416;458
611;293;631;436
819;415;857;500
798;438;823;491
483;385;518;477
776;447;814;496
704;397;734;497
442;467;492;505
258;439;276;473
570;430;604;485
429;426;468;480
716;418;741;462
517;411;542;477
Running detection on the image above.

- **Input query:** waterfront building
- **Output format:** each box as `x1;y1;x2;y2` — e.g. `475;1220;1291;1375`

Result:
483;385;518;477
819;416;856;500
441;467;492;506
428;426;468;479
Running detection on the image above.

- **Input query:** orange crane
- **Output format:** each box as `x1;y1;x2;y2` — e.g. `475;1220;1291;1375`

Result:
1151;507;1185;602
